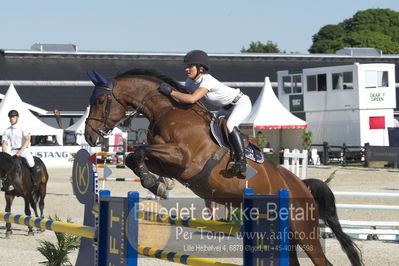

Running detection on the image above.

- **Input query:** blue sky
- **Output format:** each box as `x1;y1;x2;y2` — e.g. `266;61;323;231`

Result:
1;0;398;54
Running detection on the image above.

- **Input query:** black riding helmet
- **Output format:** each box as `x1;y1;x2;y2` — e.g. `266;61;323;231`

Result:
184;50;209;80
183;50;209;70
8;110;19;117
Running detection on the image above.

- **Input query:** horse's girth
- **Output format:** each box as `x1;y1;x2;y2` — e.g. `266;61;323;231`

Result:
179;147;229;199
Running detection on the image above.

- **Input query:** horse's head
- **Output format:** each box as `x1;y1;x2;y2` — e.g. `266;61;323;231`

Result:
85;71;127;146
0;152;21;184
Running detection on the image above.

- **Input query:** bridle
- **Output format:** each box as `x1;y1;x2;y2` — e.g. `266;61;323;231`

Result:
85;84;129;138
85;82;171;139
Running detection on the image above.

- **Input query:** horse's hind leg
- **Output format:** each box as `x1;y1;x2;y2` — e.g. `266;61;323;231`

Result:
290;197;332;266
38;187;46;218
4;193;15;238
292;220;332;266
29;197;39;217
289;239;300;266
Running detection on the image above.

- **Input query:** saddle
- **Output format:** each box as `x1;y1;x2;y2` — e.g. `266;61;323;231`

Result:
210;114;264;164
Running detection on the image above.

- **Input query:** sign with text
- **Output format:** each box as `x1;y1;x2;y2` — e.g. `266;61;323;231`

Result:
365;146;399;162
289;94;304;112
31;145;81;166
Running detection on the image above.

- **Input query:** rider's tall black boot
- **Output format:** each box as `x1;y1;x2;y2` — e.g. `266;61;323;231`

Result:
229;127;247;178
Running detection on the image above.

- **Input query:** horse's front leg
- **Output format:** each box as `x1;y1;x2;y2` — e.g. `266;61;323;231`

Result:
24;197;34;236
5;193;15;238
125;144;188;199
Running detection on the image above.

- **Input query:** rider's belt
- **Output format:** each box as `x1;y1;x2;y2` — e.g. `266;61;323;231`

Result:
11;148;21;150
232;91;243;104
223;91;243;110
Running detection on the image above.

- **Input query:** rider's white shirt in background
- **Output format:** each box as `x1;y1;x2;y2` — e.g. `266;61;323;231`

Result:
2;122;29;150
185;74;241;107
2;122;35;167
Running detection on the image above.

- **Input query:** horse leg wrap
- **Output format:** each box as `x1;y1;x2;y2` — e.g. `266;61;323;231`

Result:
125;149;167;199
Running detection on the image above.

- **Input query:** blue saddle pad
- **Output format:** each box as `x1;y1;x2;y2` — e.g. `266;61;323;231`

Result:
244;143;264;163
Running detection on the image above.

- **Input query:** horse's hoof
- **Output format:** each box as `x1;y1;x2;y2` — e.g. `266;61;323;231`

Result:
5;231;12;238
160;177;175;190
156;183;168;199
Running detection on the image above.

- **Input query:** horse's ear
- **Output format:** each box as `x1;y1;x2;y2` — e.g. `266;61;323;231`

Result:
87;70;98;85
93;71;109;87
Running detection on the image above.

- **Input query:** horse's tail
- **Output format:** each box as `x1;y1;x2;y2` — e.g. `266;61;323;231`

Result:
302;178;364;266
31;157;47;204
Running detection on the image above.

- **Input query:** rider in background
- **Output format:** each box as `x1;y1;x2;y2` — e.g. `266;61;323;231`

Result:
2;110;39;191
158;50;252;177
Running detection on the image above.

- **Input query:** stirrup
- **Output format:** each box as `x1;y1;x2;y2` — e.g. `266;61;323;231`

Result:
229;161;247;178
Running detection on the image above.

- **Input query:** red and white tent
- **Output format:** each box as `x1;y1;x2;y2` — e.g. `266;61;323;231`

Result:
240;77;307;150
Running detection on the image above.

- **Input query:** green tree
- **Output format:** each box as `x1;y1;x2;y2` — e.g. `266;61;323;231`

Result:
256;131;267;150
241;41;281;53
309;8;399;54
301;130;312;151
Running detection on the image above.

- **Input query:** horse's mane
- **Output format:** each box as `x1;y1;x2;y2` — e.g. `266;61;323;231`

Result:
115;68;188;93
115;68;213;120
0;152;13;162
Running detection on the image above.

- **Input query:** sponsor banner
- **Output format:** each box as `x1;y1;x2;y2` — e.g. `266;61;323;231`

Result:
30;145;82;166
289;94;304;112
365;145;399;162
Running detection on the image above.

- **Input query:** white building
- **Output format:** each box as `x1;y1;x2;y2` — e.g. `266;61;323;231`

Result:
277;63;396;146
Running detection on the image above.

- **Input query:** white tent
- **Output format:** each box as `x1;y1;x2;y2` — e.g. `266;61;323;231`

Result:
240;77;307;150
0;84;64;145
66;106;127;148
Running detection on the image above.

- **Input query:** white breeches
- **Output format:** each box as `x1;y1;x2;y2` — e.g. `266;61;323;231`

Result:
217;95;252;133
10;149;35;167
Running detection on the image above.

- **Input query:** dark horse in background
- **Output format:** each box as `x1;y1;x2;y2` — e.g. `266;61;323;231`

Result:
0;152;49;237
84;69;363;266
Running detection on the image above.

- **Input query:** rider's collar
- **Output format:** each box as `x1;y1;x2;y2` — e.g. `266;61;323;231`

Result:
192;73;203;81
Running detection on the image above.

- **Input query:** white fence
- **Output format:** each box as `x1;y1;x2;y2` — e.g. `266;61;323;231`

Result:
283;149;308;179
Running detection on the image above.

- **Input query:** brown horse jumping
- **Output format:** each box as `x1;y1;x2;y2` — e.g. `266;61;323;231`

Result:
0;152;49;237
84;69;363;266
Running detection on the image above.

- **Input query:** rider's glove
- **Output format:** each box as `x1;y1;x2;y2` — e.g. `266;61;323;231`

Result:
158;83;173;96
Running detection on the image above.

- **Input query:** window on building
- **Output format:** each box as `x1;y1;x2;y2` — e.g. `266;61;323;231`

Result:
333;71;353;90
378;71;388;87
317;74;327;91
307;74;326;92
343;72;353;89
283;75;302;94
307;75;316;91
293;75;302;93
332;73;342;90
283;76;291;94
365;70;389;88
